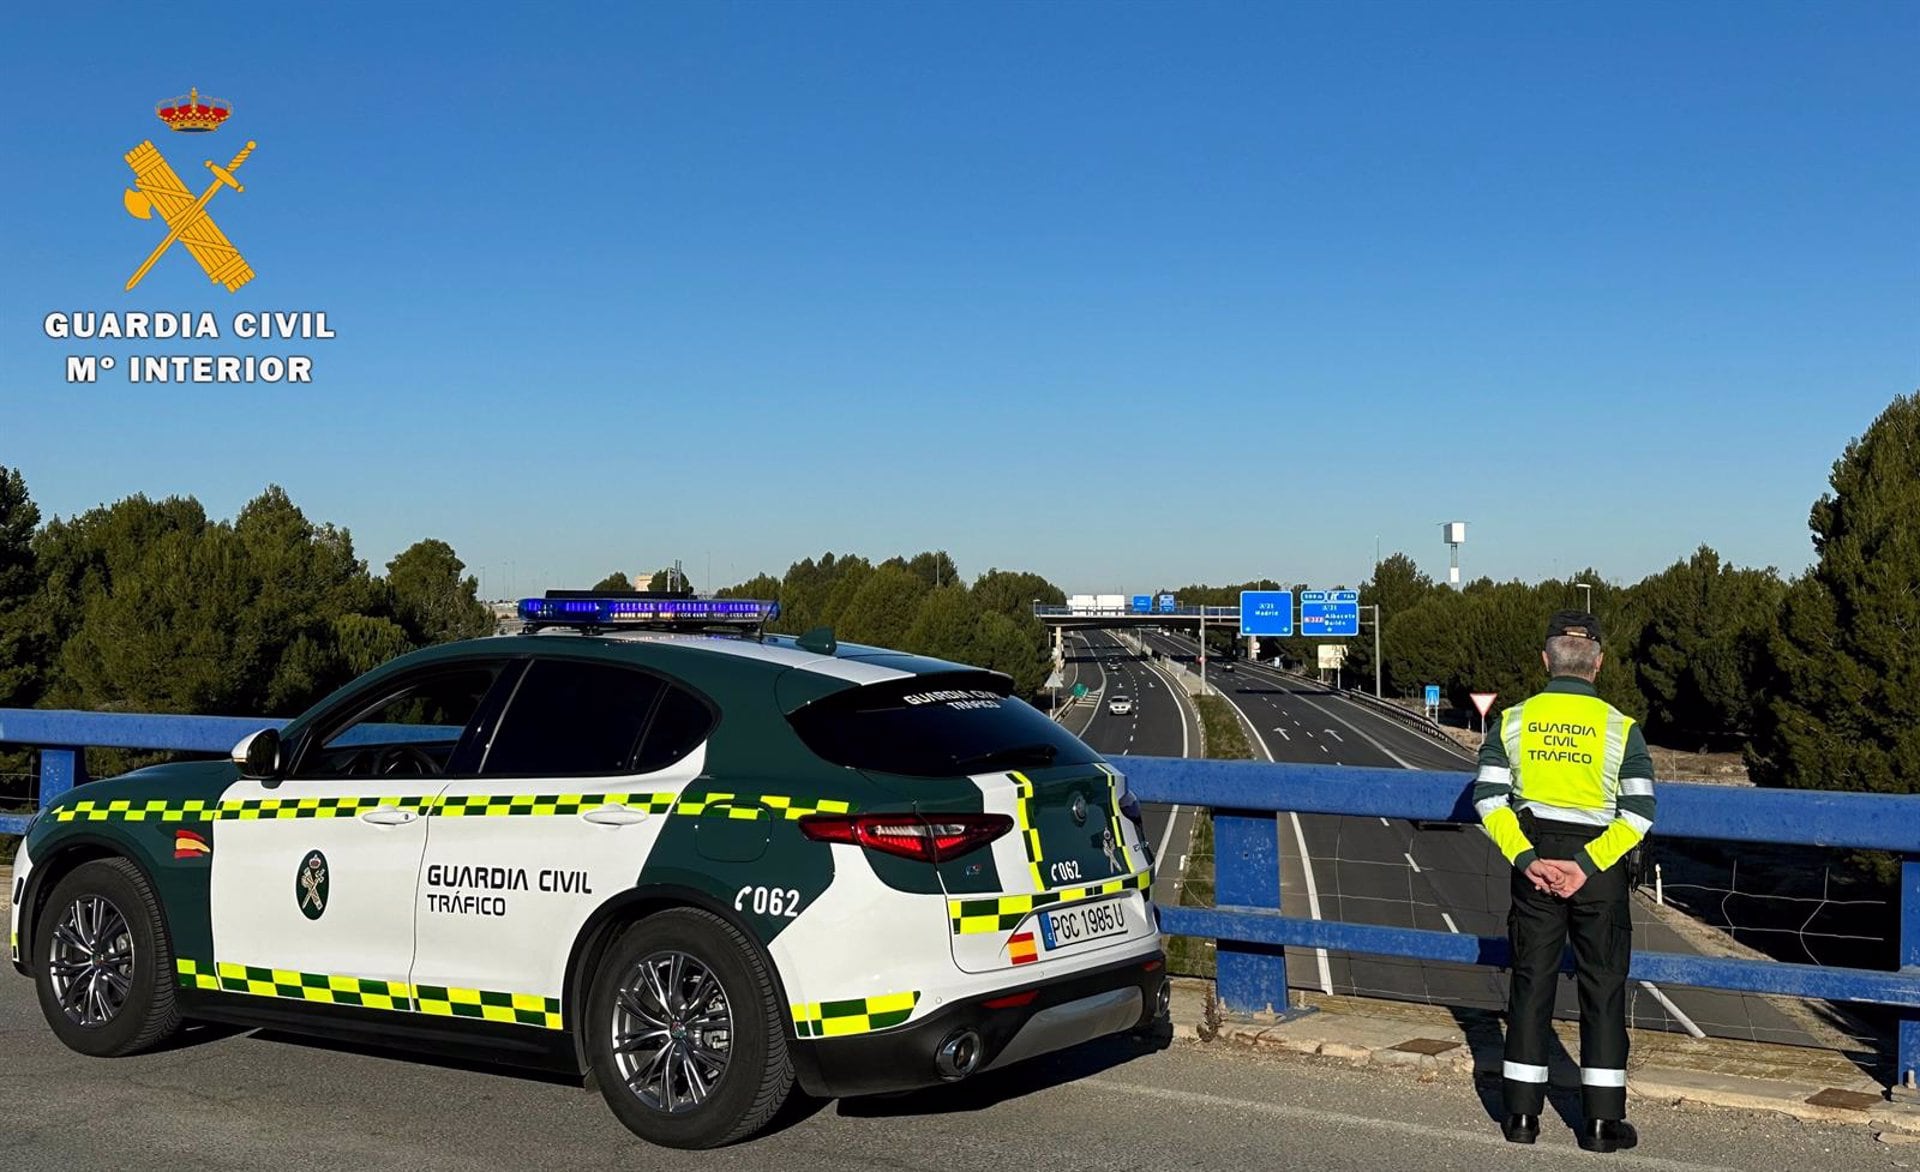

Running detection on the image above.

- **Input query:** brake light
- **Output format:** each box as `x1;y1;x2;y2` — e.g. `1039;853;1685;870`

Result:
982;989;1038;1009
798;813;1014;863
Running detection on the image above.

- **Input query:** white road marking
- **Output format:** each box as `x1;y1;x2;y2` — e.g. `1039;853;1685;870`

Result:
1379;817;1390;827
1639;980;1707;1039
1324;729;1344;742
1441;912;1460;933
1230;697;1334;995
1274;727;1290;741
1320;744;1329;753
1402;852;1421;873
1154;807;1184;870
1075;1080;1748;1172
1304;729;1316;738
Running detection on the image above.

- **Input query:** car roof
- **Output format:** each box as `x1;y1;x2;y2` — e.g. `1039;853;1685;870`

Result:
300;629;995;727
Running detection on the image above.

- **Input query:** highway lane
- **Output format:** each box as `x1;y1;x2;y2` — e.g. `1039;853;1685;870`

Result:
1142;631;1820;1046
1069;629;1201;904
0;970;1872;1172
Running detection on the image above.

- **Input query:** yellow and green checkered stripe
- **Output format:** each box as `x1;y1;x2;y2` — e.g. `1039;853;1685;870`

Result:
790;990;919;1038
431;792;677;818
175;959;563;1028
415;982;563;1029
1097;763;1139;875
1009;770;1047;889
948;869;1152;934
53;790;852;823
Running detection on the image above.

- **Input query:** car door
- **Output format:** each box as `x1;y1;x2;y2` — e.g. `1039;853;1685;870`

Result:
208;660;513;1007
409;656;715;1029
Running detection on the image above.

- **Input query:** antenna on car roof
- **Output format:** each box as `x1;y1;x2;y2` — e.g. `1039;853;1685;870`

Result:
796;626;837;655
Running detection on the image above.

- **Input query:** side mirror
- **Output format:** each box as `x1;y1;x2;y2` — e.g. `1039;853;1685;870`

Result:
231;728;284;780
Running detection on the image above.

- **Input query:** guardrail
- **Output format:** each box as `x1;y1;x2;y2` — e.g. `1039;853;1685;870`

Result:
3;710;1917;1087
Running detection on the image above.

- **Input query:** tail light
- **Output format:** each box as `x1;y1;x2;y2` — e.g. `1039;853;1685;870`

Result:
798;813;1014;863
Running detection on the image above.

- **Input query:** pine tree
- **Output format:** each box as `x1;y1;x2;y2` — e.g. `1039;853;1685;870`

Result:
1749;392;1920;794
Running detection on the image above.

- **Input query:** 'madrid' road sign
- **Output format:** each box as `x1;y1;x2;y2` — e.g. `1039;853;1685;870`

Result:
1239;590;1294;636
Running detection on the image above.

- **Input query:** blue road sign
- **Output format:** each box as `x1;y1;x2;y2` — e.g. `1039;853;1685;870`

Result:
1300;589;1360;638
1131;595;1152;613
1424;684;1441;707
1158;593;1176;613
1239;590;1294;636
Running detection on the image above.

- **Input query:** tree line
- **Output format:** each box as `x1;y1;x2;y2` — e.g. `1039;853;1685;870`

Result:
1167;392;1920;799
0;477;492;718
1;390;1914;800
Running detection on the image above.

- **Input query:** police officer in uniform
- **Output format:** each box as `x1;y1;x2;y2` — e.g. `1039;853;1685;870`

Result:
1475;611;1656;1153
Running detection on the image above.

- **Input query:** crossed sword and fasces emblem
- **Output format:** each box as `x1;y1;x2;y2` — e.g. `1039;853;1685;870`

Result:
300;854;327;913
122;139;257;292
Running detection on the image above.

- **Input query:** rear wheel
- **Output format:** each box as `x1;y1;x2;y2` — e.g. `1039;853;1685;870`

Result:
32;858;182;1057
585;908;793;1148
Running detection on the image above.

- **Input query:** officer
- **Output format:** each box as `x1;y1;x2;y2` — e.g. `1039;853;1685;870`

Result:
1474;610;1656;1153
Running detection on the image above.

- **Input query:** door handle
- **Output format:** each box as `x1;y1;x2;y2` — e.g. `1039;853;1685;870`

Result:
582;804;650;827
360;807;419;826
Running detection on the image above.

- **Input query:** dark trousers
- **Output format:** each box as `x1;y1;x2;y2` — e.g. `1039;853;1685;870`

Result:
1502;819;1632;1121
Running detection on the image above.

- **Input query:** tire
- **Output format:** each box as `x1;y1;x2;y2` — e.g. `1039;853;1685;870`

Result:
32;857;182;1057
585;908;794;1149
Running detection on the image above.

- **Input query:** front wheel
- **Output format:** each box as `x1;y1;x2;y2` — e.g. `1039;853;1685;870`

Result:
585;908;794;1148
32;857;182;1057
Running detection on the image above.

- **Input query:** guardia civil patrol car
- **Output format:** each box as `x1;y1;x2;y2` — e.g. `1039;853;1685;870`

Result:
8;594;1166;1148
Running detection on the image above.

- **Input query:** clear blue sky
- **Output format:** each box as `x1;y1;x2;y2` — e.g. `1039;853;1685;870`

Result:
3;2;1914;598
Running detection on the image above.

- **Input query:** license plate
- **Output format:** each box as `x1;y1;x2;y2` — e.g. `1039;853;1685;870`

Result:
1036;898;1129;952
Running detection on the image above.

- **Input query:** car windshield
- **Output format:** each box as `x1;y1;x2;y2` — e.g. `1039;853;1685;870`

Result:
787;671;1100;778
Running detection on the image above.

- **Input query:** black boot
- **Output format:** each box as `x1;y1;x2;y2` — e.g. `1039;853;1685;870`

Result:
1579;1120;1638;1153
1502;1114;1539;1144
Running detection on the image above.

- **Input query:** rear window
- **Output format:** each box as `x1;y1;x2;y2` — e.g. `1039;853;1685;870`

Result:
787;672;1100;778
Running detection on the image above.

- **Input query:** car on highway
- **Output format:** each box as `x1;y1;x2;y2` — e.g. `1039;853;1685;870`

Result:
8;594;1165;1149
1107;696;1133;715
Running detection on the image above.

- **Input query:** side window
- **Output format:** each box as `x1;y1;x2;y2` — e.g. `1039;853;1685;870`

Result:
481;660;667;776
632;684;715;774
296;665;503;779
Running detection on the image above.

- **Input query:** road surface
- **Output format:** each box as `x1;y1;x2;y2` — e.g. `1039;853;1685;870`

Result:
0;971;1878;1171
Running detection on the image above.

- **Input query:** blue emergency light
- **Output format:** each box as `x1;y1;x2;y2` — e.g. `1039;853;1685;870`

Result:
517;595;779;628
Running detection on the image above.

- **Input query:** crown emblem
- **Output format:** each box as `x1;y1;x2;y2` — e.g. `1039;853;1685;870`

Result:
155;87;231;133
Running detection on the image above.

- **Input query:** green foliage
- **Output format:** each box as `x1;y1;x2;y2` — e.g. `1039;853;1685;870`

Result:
1196;694;1252;759
971;568;1066;615
386;539;492;648
1749;392;1920;795
0;466;44;707
836;564;929;650
646;568;694;593
591;571;633;592
1631;547;1785;747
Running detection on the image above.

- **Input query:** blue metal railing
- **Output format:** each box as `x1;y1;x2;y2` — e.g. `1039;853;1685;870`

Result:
3;711;1917;1085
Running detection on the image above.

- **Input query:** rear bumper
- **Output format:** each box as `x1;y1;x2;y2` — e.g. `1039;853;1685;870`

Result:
789;948;1167;1099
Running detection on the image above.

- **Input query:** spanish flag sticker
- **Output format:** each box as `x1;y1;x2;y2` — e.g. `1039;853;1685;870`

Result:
173;828;211;860
1009;931;1038;966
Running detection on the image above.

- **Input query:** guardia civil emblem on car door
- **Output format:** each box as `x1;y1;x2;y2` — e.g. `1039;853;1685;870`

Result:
296;850;329;920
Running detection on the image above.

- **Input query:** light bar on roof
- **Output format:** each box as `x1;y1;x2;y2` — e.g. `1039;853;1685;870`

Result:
518;596;779;626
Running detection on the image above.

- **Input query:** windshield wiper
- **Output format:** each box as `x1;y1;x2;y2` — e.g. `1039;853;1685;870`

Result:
952;742;1058;771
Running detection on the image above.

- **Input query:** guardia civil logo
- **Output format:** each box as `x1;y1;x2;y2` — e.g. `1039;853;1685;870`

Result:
296;850;329;920
122;87;257;292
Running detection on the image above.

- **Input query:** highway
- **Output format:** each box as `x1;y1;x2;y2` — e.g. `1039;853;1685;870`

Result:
1053;629;1201;905
1139;629;1823;1047
0;971;1875;1171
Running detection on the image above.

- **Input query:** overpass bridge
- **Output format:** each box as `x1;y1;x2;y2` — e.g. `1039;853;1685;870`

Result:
3;707;1917;1166
1032;603;1243;632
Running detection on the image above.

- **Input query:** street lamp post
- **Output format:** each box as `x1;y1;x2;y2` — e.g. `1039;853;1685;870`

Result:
1367;604;1383;698
1576;581;1594;613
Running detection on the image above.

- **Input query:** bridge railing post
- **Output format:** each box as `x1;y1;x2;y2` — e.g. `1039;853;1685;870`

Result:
1901;858;1920;1093
1211;807;1289;1016
36;747;88;810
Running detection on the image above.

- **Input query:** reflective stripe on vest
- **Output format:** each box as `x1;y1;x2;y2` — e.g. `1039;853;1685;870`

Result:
1505;691;1631;817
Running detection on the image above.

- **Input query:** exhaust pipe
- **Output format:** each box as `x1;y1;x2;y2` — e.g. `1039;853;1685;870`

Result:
934;1029;982;1081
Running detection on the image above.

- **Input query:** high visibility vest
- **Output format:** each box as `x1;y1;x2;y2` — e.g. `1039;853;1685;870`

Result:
1499;690;1633;825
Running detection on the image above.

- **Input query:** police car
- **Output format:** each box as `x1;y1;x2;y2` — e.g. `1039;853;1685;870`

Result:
8;594;1165;1149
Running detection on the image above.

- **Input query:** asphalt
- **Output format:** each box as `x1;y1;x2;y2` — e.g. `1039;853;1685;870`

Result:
0;971;1887;1171
1059;629;1201;905
1139;630;1823;1048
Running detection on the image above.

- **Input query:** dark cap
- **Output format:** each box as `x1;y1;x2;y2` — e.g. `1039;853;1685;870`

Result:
1546;610;1602;645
